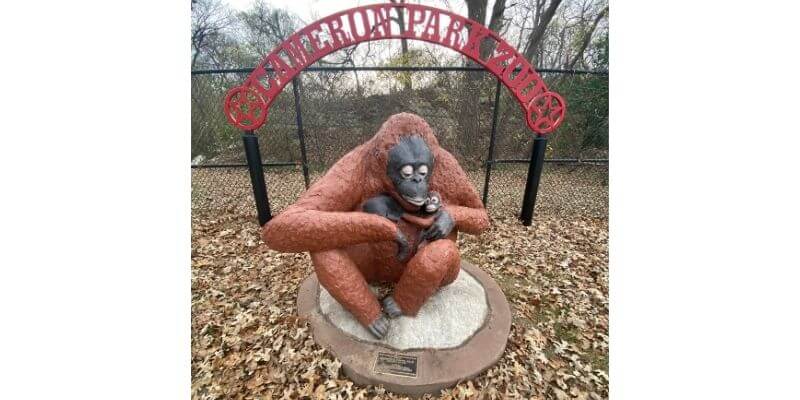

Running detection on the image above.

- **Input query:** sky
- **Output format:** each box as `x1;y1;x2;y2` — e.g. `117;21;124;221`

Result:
225;0;360;23
218;0;484;68
215;0;503;91
222;0;476;25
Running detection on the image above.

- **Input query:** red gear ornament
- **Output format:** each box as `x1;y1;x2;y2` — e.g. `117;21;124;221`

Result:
224;85;268;131
526;91;566;135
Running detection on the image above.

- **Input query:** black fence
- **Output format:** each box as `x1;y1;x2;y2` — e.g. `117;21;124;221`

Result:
191;65;608;225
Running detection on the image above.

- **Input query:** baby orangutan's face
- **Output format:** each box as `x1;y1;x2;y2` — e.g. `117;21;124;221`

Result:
424;192;441;214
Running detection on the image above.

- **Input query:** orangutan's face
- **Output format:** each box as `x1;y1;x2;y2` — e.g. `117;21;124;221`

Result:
387;135;434;207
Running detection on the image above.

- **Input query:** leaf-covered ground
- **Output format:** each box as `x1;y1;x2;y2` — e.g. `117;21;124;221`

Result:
192;165;608;399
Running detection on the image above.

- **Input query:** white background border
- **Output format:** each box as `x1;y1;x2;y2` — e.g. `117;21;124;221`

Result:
1;1;799;398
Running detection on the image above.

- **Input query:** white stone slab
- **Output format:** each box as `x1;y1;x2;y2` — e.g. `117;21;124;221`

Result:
319;270;489;350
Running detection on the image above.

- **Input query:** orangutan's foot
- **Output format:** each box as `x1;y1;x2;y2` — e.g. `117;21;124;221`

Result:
367;314;390;339
382;296;403;319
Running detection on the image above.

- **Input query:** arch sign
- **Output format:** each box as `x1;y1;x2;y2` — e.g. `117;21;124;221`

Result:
224;3;565;135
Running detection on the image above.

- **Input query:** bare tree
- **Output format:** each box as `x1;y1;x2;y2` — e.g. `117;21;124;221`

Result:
483;0;508;59
191;0;233;69
566;5;607;69
522;0;563;64
390;0;412;91
239;1;299;56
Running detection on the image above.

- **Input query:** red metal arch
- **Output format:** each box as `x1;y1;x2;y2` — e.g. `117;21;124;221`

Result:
223;3;565;135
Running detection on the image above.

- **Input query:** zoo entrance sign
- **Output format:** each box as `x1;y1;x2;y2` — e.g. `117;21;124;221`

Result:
223;3;565;135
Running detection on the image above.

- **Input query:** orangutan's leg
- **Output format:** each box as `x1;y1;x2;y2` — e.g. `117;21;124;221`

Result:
311;249;389;337
389;239;460;316
440;254;461;286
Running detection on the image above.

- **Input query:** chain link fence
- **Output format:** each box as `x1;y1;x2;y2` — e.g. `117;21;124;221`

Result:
191;67;608;218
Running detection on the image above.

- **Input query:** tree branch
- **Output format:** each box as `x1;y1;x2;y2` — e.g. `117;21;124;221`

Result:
566;5;608;69
523;0;563;64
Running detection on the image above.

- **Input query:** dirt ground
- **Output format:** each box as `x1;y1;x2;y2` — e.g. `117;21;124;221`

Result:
191;164;608;399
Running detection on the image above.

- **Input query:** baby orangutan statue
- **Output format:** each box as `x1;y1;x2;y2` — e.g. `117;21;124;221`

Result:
362;190;443;246
262;113;490;339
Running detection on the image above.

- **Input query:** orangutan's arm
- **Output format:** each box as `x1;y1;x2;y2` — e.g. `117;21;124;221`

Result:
442;205;490;234
261;150;400;253
262;208;398;253
434;151;490;235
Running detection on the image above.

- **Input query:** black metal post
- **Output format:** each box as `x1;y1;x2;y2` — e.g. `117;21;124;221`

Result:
520;136;548;226
292;77;311;189
242;131;272;226
482;78;502;206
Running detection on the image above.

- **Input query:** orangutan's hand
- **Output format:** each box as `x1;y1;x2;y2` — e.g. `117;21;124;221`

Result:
422;209;454;241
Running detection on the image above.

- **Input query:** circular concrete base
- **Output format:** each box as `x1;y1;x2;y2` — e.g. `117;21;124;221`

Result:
297;261;511;397
319;266;489;350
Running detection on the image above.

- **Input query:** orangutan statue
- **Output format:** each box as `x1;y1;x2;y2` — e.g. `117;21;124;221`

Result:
262;113;490;338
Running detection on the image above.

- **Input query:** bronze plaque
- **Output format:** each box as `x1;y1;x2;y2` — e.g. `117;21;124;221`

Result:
373;352;418;378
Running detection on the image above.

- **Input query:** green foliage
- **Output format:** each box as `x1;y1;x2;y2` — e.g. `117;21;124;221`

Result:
591;30;609;70
552;74;609;153
378;49;439;91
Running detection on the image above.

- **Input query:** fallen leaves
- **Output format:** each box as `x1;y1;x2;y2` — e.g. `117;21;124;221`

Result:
192;165;608;399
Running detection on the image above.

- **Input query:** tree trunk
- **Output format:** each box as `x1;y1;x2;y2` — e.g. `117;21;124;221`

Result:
391;0;411;92
457;0;488;162
465;0;487;67
481;0;507;59
566;6;608;70
523;0;563;64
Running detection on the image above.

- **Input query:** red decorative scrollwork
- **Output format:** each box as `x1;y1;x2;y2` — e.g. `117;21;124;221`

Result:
224;86;268;131
223;3;565;136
